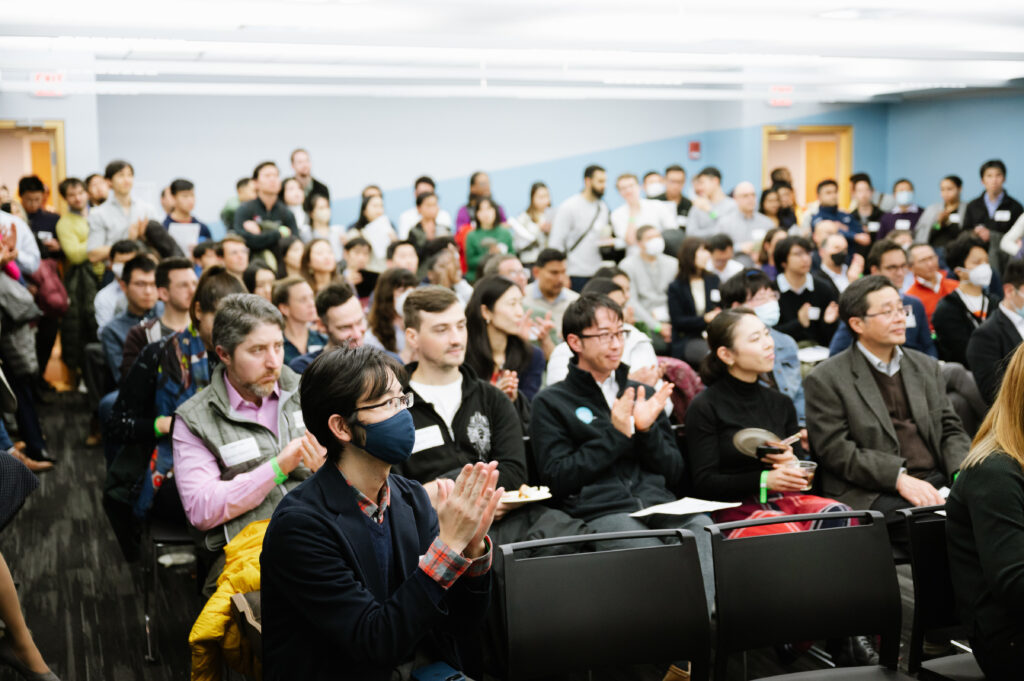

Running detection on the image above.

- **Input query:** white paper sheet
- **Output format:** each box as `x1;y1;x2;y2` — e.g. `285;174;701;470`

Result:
630;497;741;517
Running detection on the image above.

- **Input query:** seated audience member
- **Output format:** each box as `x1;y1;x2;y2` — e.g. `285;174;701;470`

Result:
99;255;159;382
242;260;276;301
397;176;453;240
301;237;342;295
56;177;101;377
512;182;553;267
773;181;799;229
423;240;473;306
610;173;675;249
933;233;997;366
808;179;868;250
946;343;1024;681
160;186;173;218
217;233;250;282
774;236;840;347
85;172;109;208
464;197;515;283
686;167;739;238
850;173;884;240
529;293;714;600
17;175;60;260
966;258;1024;405
457;171;508;231
815;233;862;293
162;178;212;256
465;276;546;402
667;237;721;365
277;235;304;280
279;177;309;238
119;257;196;379
720;270;805;426
261;347;497;681
342;236;379;299
756;227;787;279
964;159;1023;264
273;276;326;365
289;283;373;373
348;193;397;273
193;240;222;273
619;225;677;343
705;233;745;282
481;254;528;293
594;265;653;331
407;192;452;258
94;240;144;330
386;240;420;276
759;187;781;227
906;244;958;325
220;177;256;233
173;294;318;595
366;268;419;361
877;178;922;240
304;193;344;261
804;276;970;540
232;161;294;256
829;239;935;357
86;160;160;263
523;248;578;344
546;278;659;387
650;164;693;226
918;175;966;248
711;181;773;254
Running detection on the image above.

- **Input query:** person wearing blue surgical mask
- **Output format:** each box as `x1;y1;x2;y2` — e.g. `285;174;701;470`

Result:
878;178;923;240
261;345;501;681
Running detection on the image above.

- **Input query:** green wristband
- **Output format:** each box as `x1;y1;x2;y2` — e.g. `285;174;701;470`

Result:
153;417;164;438
271;458;288;485
759;470;769;504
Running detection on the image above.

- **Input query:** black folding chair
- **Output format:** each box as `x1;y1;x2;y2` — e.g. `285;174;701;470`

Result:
502;529;710;681
899;506;984;681
708;510;914;680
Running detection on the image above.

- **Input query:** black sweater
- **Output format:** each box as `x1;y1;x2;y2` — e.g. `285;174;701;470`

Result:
685;373;801;501
946;452;1024;648
529;360;682;522
931;290;996;367
777;272;839;346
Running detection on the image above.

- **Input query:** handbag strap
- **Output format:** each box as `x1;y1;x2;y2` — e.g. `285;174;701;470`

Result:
566;201;605;256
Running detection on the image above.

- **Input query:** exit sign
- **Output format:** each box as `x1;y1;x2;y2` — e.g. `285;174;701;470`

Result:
31;71;65;97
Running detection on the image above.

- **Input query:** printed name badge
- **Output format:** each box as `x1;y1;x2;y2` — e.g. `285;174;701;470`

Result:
867;221;881;233
995;210;1012;223
292;410;305;430
218;437;261;467
676;215;688;228
895;219;911;230
709;289;721;303
949;213;961;224
412;425;445;454
807;306;821;321
37;231;53;241
905;309;917;328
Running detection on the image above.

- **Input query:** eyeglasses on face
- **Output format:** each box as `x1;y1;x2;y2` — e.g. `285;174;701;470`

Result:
862;304;911;321
353;392;414;413
579;329;628;345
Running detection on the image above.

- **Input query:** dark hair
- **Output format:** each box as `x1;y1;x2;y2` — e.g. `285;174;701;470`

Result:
816;179;838;194
84;173;102;188
664;164;685;176
473;196;499;229
193;240;217;261
190;265;247;327
352;194;380;231
403;285;459;331
581;277;623;298
252;161;277;180
236;177;253;191
301;346;407;466
300;238;338;289
700;308;759;384
721;269;774;307
943;174;963;189
772;180;794;192
757;227;786;266
769;168;789;184
839;275;897;333
759;187;778;215
981;159;1007;179
773;236;813;274
104;160;133;180
169;178;194;195
421;236;455;262
278;177;302;204
18;175;44;195
272;276;309;308
635;224;659;242
242;260;275;294
866;239;907;273
316;282;356;319
465;276;531;379
344;236;371;252
155;257;193;289
944;233;987;272
122;254;156;285
561;293;624;350
892;177;914;192
415;191;436;208
706;233;734;253
534;248;566;269
386;240;417;262
1003;258;1024;289
850;172;873;189
275;234;301;277
367;268;418;352
303;191;329;218
594;265;627;280
697;167;722;181
584;164;605;180
414;175;435;191
528;182;548;212
676;236;708;281
111;239;142;259
58;177;84;199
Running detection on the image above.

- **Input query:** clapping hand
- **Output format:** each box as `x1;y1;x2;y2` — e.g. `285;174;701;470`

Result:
632;383;674;432
436;461;503;559
494;370;518;402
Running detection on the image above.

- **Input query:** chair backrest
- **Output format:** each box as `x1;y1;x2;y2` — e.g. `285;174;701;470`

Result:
502;529;710;681
709;510;902;678
899;506;964;673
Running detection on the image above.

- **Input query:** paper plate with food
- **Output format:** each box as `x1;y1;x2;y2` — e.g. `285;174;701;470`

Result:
500;485;552;506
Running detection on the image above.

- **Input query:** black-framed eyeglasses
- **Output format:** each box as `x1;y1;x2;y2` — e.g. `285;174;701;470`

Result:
862;304;912;320
353;392;414;413
579;329;629;345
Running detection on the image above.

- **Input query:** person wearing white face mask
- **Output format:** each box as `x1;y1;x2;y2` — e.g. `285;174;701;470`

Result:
967;258;1024;406
618;225;677;345
878;178;923;240
933;234;999;368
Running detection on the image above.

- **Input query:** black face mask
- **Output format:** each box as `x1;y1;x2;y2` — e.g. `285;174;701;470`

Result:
830;251;848;267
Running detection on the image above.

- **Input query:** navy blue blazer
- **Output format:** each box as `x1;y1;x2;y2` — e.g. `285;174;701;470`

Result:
667;272;722;342
261;465;490;681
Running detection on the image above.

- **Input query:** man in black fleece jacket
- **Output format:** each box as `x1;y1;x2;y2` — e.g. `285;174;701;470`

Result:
530;293;714;603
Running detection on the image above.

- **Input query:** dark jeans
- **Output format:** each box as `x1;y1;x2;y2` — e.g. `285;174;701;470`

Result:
8;372;46;458
35;314;59;380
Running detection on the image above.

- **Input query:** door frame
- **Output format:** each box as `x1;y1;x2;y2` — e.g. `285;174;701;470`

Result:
0;119;67;212
761;125;853;210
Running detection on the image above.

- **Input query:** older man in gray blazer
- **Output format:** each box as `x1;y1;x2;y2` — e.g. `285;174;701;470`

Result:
805;276;969;533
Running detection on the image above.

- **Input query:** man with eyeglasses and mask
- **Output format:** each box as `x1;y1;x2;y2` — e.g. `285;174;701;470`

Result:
261;345;500;681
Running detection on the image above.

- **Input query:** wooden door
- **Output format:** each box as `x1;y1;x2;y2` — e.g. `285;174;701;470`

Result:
804;140;838;208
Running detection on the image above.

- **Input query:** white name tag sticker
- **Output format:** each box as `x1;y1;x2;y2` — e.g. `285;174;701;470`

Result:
905;311;917;328
867;221;881;233
807;306;821;321
37;231;53;241
218;437;261;467
949;213;961;224
709;289;721;303
412;425;445;454
292;410;305;430
676;215;688;228
995;210;1011;222
895;219;911;230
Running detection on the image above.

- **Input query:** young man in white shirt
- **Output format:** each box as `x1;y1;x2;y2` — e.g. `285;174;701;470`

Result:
86;160;159;263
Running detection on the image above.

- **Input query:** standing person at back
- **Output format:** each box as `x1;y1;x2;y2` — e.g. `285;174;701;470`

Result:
549;165;609;292
712;181;774;255
686;167;739;238
232;161;295;259
287;148;330;201
86;160;160;263
964;159;1023;268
